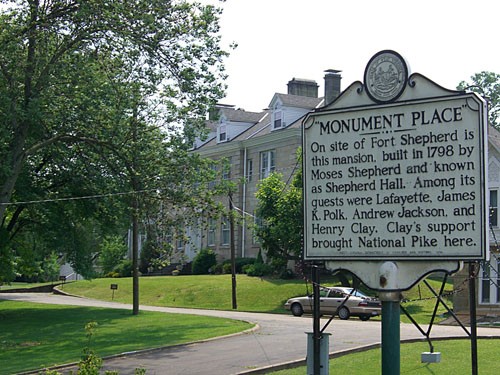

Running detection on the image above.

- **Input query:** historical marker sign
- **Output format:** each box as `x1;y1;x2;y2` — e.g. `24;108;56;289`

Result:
303;51;488;261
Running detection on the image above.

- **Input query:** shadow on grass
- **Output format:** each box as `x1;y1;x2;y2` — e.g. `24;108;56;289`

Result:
0;299;251;374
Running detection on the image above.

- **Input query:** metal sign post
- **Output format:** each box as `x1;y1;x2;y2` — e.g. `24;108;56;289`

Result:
302;50;488;375
381;292;400;375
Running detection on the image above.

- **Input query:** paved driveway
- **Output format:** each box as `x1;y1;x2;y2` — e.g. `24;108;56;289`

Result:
2;293;499;374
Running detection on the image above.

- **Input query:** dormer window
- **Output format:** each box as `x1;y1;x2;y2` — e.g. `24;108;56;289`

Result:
273;110;282;129
219;124;227;142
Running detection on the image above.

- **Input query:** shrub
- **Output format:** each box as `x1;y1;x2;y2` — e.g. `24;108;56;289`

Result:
113;260;134;278
245;263;273;277
212;263;223;274
99;236;127;275
279;268;295;279
221;257;256;274
222;263;232;274
192;249;217;275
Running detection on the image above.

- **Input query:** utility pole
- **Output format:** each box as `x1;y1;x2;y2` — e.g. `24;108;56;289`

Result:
131;196;139;315
469;262;478;375
312;266;321;375
229;193;237;309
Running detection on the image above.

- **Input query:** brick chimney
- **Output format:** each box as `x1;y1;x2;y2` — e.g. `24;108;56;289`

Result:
324;69;342;106
287;78;319;98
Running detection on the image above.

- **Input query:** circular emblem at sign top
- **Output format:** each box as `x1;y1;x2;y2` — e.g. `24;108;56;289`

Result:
364;50;408;103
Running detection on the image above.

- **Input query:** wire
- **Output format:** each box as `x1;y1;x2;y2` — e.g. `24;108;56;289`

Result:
0;188;161;206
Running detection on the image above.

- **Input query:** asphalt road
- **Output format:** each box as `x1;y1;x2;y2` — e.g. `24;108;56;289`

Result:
2;292;500;375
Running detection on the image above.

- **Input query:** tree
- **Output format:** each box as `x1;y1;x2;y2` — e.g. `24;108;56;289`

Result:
0;1;230;283
98;235;127;275
255;167;303;273
458;71;500;128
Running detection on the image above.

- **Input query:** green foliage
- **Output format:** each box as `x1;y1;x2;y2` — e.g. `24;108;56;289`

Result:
221;257;256;274
113;260;134;278
0;0;231;282
244;263;273;277
255;171;302;273
458;71;500;128
75;322;104;375
192;248;217;274
222;262;232;274
37;321;140;375
256;249;264;264
0;228;16;283
40;252;61;282
99;236;127;275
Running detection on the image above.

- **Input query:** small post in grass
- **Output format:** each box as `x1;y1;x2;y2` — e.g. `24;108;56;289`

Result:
59;275;66;289
110;283;118;300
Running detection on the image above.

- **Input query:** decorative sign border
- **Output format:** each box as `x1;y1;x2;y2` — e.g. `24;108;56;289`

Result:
303;93;487;261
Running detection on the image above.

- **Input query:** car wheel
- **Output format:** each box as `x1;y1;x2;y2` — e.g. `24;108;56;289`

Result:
291;303;304;317
338;306;350;320
359;315;370;321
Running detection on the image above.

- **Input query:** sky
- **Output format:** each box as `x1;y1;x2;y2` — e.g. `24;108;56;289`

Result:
214;0;500;112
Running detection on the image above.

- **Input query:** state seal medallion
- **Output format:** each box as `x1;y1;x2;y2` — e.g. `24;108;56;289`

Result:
364;50;408;103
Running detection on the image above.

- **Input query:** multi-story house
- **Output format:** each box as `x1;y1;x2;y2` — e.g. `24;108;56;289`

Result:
191;71;342;261
453;125;500;316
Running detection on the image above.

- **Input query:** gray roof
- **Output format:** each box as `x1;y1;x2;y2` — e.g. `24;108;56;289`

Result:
273;93;323;109
220;107;264;123
489;125;500;151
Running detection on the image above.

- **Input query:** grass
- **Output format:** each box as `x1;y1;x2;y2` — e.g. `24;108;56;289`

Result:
0;299;253;374
61;274;313;313
0;281;57;290
0;273;459;373
61;273;454;324
399;275;454;324
269;338;500;374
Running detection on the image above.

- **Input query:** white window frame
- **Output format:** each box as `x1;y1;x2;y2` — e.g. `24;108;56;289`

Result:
246;158;253;182
207;218;216;246
490;189;498;227
273;110;283;129
479;255;500;304
218;124;227;142
222;157;231;180
221;217;230;245
260;150;275;179
176;234;184;251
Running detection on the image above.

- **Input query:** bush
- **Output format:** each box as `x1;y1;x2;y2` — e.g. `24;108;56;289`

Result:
221;257;256;274
212;263;223;274
245;263;273;277
279;268;295;279
113;260;134;278
192;249;217;275
99;236;127;275
222;262;232;274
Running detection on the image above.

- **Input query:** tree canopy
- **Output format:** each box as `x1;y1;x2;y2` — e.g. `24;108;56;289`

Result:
255;154;303;272
458;71;500;128
0;0;230;282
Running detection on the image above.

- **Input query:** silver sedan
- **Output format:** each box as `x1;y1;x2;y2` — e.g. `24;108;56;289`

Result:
284;286;381;320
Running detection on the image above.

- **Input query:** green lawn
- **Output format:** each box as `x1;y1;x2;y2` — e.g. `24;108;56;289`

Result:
0;273;459;374
0;281;56;290
0;300;253;374
61;274;312;313
61;273;454;324
270;338;500;375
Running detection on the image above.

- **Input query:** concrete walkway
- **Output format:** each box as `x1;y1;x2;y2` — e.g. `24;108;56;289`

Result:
2;293;499;375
